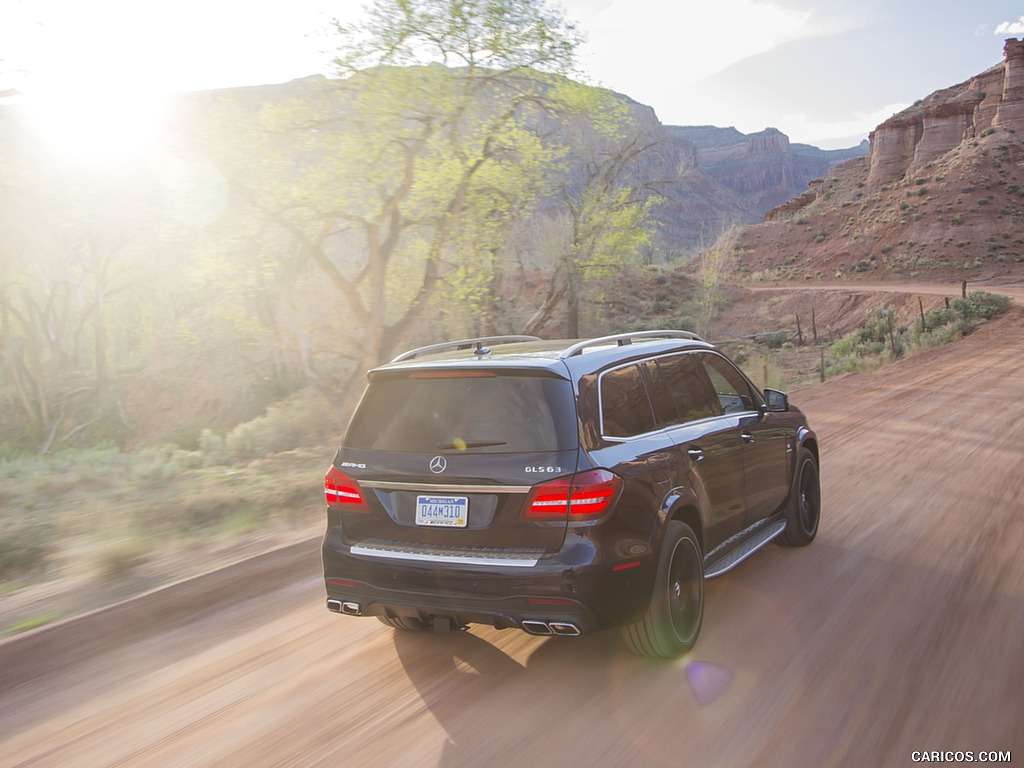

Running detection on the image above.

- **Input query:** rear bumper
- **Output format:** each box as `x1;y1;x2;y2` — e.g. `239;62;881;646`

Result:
321;527;656;634
324;584;598;635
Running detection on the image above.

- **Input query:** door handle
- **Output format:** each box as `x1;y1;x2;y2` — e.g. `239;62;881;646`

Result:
740;431;755;444
687;447;705;462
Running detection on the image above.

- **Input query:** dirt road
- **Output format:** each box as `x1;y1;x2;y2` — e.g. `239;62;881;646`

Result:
748;278;1024;302
2;304;1022;767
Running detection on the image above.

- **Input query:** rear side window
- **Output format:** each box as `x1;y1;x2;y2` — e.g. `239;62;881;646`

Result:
600;364;656;437
345;372;578;452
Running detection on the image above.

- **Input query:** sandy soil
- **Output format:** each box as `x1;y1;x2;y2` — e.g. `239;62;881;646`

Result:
1;286;1022;767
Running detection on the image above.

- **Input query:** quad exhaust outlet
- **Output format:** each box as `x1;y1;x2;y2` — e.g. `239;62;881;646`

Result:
522;620;581;637
327;599;362;616
327;600;579;636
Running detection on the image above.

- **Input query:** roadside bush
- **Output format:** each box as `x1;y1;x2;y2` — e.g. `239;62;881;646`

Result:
3;613;62;636
224;389;336;461
828;292;1013;377
757;331;790;349
199;429;230;467
830;306;901;357
952;290;1011;319
129;444;200;481
829;332;885;361
99;534;151;579
0;515;54;580
916;291;1010;332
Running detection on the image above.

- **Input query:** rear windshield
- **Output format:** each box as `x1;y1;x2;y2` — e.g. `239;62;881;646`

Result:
345;372;578;453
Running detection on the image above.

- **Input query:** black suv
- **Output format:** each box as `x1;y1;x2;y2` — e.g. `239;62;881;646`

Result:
322;331;820;657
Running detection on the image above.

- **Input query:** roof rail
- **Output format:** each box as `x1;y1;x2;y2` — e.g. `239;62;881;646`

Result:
389;335;542;363
559;330;704;359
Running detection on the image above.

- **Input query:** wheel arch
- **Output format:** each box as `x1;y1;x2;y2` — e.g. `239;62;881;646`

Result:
667;501;704;554
797;427;819;464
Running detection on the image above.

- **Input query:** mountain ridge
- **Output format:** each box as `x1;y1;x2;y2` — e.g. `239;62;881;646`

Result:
166;73;867;261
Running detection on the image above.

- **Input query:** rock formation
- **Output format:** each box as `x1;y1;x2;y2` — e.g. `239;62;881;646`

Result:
866;38;1024;186
731;38;1024;287
995;38;1024;127
668;126;866;215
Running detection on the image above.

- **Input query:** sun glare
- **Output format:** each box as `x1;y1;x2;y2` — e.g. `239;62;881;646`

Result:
25;82;168;162
7;2;172;163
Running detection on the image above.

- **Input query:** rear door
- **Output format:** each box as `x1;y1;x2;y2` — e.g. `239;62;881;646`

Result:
579;361;676;543
336;369;579;558
646;353;747;546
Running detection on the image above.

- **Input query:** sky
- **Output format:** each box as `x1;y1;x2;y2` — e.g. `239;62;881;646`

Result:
3;0;1024;154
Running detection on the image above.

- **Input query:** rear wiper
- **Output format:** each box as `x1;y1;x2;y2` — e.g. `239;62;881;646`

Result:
435;440;508;450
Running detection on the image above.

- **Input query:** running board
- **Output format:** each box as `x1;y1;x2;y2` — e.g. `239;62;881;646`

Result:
703;520;786;579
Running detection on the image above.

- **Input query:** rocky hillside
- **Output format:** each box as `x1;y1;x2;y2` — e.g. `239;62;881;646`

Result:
718;39;1024;284
620;123;866;259
668;125;866;213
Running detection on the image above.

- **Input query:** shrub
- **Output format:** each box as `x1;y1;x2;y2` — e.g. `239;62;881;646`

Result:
199;429;229;467
0;515;54;580
224;390;334;461
828;306;904;364
99;534;151;579
950;290;1012;319
3;613;62;636
788;290;1000;387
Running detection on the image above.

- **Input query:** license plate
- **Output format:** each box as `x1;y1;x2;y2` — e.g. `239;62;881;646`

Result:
415;495;468;528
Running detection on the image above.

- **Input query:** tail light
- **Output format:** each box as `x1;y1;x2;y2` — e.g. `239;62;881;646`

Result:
324;466;369;512
523;469;622;521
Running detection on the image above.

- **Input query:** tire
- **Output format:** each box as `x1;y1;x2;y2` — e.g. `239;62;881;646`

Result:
377;615;430;631
778;447;820;547
622;521;704;658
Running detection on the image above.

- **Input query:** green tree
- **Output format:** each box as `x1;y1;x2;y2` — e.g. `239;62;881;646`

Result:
695;226;738;337
0;117;171;450
185;0;586;404
521;111;663;337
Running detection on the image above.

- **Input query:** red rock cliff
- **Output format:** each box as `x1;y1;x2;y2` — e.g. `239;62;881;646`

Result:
866;38;1024;186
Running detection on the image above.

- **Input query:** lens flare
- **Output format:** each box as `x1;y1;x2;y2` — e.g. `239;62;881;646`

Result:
685;660;733;705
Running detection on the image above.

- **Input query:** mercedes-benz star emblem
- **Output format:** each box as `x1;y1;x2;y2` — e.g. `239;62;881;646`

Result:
429;456;447;474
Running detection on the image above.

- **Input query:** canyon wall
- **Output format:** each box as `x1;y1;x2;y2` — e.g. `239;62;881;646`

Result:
866;38;1024;186
669;126;866;215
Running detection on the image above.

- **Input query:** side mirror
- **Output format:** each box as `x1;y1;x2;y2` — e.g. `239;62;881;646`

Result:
763;388;789;413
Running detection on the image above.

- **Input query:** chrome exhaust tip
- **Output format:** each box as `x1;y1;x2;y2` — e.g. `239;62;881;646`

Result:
522;620;554;635
326;599;344;613
549;622;581;637
341;601;362;616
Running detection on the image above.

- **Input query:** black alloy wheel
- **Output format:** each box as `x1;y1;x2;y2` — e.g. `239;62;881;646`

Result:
622;521;704;658
779;447;820;547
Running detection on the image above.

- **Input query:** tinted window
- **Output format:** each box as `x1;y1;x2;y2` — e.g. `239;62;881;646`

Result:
600;364;656;437
644;354;720;427
345;373;577;452
699;353;762;414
